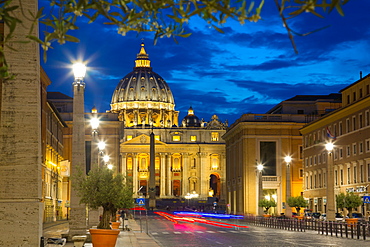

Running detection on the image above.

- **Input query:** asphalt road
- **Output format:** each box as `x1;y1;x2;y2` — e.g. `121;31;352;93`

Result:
139;214;370;247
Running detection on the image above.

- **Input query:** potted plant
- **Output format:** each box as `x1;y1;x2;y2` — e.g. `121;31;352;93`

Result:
336;192;363;225
74;167;134;247
258;199;277;217
287;196;308;219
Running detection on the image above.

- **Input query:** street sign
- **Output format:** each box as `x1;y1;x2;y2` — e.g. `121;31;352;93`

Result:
136;198;145;206
363;196;370;203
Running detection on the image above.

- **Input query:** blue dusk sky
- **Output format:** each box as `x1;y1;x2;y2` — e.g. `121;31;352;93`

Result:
41;1;370;125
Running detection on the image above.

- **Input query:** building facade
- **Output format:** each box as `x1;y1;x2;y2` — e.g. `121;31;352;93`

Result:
301;74;370;217
49;43;228;208
223;94;342;216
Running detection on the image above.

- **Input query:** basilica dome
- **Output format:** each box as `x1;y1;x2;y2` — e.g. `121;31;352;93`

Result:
110;43;179;127
182;106;201;127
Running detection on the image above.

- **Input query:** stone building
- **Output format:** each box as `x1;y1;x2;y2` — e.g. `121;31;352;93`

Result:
301;74;370;217
49;43;228;208
223;94;342;216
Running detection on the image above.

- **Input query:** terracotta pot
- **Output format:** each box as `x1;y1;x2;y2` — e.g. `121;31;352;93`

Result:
263;214;272;218
295;216;304;220
89;228;120;247
345;218;358;226
111;221;120;229
116;214;120;221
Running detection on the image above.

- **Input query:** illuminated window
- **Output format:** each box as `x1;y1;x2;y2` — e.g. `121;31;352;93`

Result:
190;135;197;142
211;132;219;141
127;157;133;170
155;135;160;141
211;154;219;170
173;136;181;142
172;154;181;171
127;135;133;141
155;157;160;170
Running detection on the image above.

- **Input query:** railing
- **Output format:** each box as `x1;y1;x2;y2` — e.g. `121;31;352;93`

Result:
243;216;370;241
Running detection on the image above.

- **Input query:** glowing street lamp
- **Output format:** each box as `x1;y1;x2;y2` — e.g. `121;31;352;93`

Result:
90;117;99;131
69;62;87;237
284;155;292;217
103;154;110;164
107;164;113;170
98;141;106;151
257;162;264;216
326;142;335;221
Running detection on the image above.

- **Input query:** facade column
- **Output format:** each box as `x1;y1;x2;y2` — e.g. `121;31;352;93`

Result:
121;153;127;177
0;1;43;245
133;153;138;196
182;153;189;196
160;153;166;196
199;152;208;198
167;154;172;196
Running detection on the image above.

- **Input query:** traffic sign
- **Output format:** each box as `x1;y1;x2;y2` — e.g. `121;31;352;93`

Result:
136;198;145;206
363;196;370;203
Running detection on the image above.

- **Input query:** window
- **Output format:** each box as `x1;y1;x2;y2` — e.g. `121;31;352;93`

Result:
352;116;356;131
172;156;181;171
368;163;370;182
155;156;160;170
359;114;363;128
366;111;370;126
173;136;181;141
310;156;312;166
155;135;160;141
339;122;342;136
339;148;343;159
190;135;197;142
299;145;303;160
354;166;357;183
299;168;303;178
314;155;317;165
340;169;344;185
297;110;304;114
314;174;317;188
347;95;350;104
211;154;219;170
260;141;276;176
305;158;308;168
347;145;351;157
360;164;364;183
353;143;357;155
353;92;356;101
366;139;370;152
127;135;133;141
211;132;219;141
346;118;350;133
318;173;322;188
323;172;326;187
347;167;351;184
127;157;133;170
318;154;321;164
359;142;363;154
360;88;363;98
335;170;338;186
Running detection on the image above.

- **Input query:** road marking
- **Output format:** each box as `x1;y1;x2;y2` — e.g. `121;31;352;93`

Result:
195;231;204;233
174;232;181;234
206;231;216;233
184;231;192;234
218;231;227;233
162;232;170;234
151;232;158;235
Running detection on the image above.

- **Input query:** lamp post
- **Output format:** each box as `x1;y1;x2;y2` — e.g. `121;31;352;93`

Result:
325;142;335;221
284;155;292;217
69;62;87;238
90;117;99;170
98;141;106;167
257;162;264;216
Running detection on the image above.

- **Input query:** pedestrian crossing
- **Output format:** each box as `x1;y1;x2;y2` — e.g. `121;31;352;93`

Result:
150;230;249;235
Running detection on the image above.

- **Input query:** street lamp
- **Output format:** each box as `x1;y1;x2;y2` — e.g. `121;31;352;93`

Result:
69;62;87;237
325;142;335;221
284;155;292;217
257;162;264;216
97;141;106;167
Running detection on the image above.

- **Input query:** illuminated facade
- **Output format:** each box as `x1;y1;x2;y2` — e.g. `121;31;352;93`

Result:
223;94;342;216
301;75;370;216
50;43;228;205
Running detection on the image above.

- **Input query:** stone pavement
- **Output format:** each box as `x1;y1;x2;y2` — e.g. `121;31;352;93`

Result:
43;219;161;247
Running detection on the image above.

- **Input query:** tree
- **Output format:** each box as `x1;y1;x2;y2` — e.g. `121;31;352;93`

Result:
74;167;134;229
336;192;363;218
258;199;277;214
287;196;308;216
0;0;353;79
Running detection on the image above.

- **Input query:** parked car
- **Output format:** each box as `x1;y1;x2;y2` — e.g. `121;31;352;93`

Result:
319;213;344;221
350;213;364;221
312;212;321;220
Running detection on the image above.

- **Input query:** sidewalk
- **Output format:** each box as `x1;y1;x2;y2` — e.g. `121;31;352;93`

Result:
43;219;161;247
